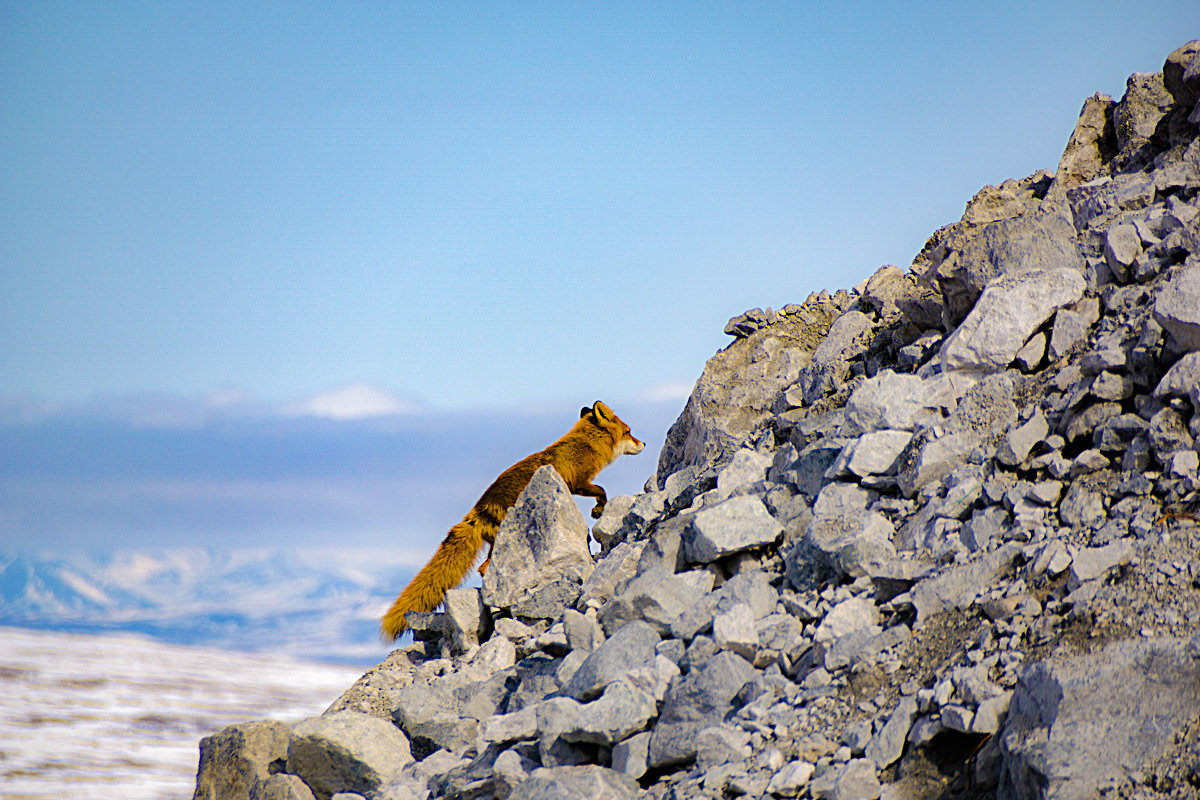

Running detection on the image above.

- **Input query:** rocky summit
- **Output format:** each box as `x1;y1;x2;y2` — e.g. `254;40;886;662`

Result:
193;42;1200;800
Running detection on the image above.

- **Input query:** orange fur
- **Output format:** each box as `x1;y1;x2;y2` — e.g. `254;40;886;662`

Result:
380;401;644;641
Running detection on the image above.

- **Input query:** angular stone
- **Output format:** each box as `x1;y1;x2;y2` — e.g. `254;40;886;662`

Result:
767;760;816;797
845;371;943;433
391;683;476;755
561;680;658;746
685;494;783;564
1154;264;1200;352
194;720;292;800
671;569;777;641
713;603;758;661
1048;307;1093;361
563;620;659;702
695;725;752;769
1103;223;1142;281
598;569;712;636
996;410;1048;467
999;636;1200;800
814;597;880;645
910;544;1021;623
839;429;913;478
1067;540;1134;590
809;758;882;800
287;712;412;800
482;466;594;616
1164;40;1200;106
941;268;1087;373
611;732;651;780
648;652;758;768
508;765;640;800
251;775;315;800
1154;351;1200;407
864;695;918;769
1013;332;1046;372
1051;93;1116;194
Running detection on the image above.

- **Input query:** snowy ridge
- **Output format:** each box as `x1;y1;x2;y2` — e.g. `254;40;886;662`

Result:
0;548;422;665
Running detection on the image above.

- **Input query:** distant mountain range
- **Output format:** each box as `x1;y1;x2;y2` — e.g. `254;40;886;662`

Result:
0;549;420;665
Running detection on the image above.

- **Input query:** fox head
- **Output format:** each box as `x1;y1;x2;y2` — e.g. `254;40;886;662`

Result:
581;401;645;457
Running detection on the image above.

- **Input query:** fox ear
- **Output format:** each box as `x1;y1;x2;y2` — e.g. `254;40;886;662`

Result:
580;405;593;419
593;401;611;421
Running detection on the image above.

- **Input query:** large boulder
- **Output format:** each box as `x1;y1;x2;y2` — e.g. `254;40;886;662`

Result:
482;466;595;619
286;712;412;800
999;636;1200;800
193;720;292;800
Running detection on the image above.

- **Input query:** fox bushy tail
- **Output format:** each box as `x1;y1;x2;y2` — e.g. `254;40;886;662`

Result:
381;515;486;641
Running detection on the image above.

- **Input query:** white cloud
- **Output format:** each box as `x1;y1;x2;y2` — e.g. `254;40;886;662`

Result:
641;381;694;403
286;384;422;420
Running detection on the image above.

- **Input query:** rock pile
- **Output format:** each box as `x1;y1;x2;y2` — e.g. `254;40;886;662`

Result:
193;42;1200;800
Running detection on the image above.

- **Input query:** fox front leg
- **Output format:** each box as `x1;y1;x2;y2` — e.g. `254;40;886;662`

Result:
574;482;608;519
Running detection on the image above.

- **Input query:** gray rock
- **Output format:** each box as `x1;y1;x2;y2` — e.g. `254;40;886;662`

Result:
713;603;758;661
996;410;1048;467
611;732;651;779
1051;93;1116;195
493;750;535;800
910;544;1021;623
508;766;641;800
940;267;1087;373
999;636;1200;800
590;495;636;550
1058;483;1106;530
1112;72;1173;163
391;682;476;754
1103;222;1142;280
561;679;658;746
194;720;292;800
1154;264;1200;352
563;620;659;701
1164;40;1200;107
809;758;882;800
865;695;918;769
482;466;594;617
648;651;758;768
1047;306;1093;361
580;541;645;606
833;429;913;478
1067;540;1134;590
443;588;488;654
287;712;412;800
599;569;713;636
250;775;316;800
657;321;822;485
685;493;783;564
814;596;881;645
695;725;752;769
562;609;604;653
1153;351;1200;407
845;370;943;433
1090;370;1134;401
476;706;539;750
813;310;877;365
671;569;777;640
715;448;773;496
766;760;816;796
802;506;897;580
1013;332;1046;372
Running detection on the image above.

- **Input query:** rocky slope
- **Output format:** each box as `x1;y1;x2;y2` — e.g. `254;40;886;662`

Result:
192;42;1200;800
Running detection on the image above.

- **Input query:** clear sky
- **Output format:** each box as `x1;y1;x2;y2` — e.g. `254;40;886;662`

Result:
0;3;1195;556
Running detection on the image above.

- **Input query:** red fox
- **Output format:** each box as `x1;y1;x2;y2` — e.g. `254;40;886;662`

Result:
381;401;645;641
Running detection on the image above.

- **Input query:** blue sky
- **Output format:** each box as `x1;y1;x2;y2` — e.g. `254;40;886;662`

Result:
1;3;1196;555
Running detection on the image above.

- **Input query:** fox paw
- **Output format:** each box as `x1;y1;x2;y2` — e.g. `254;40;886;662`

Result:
591;503;605;519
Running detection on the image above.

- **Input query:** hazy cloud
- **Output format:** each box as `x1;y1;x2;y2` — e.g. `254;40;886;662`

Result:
284;384;424;420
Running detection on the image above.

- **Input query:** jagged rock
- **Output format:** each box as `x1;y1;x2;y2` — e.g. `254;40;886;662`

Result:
996;410;1048;467
1067;540;1134;591
508;765;640;800
999;636;1200;800
648;651;758;768
443;588;488;654
1047;300;1096;361
1051;93;1117;195
611;732;651;779
844;370;944;433
287;712;412;800
684;493;783;564
940;267;1086;372
672;569;776;641
1154;351;1200;406
562;620;659;702
657;321;827;486
1112;72;1173;166
712;603;758;661
1154;264;1200;351
766;760;816;796
250;775;316;800
1164;40;1200;107
809;758;882;800
694;725;752;769
482;466;594;619
194;720;292;800
598;569;713;636
560;679;658;746
828;429;912;479
864;695;917;769
910;544;1021;623
579;541;643;606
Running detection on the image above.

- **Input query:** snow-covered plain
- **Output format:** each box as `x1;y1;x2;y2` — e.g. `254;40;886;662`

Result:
0;626;364;800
